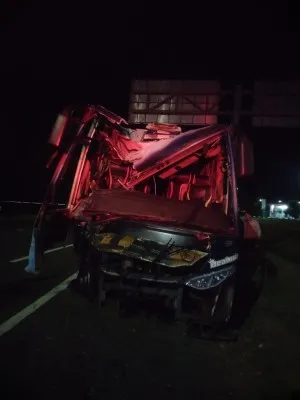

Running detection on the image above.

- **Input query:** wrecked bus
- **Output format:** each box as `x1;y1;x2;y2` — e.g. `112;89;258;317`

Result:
26;104;254;327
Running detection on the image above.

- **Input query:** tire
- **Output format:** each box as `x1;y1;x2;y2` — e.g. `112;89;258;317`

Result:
186;281;237;341
212;279;235;324
230;262;266;329
251;262;265;293
246;262;265;306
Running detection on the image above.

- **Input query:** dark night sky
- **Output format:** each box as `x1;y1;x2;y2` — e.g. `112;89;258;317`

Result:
0;1;299;201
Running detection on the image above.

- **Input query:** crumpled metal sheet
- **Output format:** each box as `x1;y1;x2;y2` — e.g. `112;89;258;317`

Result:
91;232;208;268
78;189;231;233
133;125;222;171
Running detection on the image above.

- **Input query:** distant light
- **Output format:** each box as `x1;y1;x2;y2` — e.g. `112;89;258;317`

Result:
298;201;300;204
278;200;282;203
259;199;263;202
278;204;288;211
270;203;288;211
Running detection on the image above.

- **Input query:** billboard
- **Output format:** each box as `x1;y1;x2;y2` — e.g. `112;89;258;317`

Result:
129;80;220;125
129;79;300;129
252;81;300;128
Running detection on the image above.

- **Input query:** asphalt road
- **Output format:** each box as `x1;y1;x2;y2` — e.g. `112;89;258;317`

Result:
0;216;300;399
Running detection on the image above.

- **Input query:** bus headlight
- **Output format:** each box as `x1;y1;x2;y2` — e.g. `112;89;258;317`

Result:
185;265;235;290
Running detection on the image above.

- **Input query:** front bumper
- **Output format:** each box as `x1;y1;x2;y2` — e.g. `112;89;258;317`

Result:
96;264;235;321
73;224;237;322
101;264;235;291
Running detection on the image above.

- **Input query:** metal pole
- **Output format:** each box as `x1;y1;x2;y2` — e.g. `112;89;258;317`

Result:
233;84;243;127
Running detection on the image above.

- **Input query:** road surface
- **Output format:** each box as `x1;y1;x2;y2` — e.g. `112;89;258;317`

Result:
0;216;299;399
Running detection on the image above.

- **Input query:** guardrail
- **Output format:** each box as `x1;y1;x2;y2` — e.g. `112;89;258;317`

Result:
0;201;66;206
0;201;66;216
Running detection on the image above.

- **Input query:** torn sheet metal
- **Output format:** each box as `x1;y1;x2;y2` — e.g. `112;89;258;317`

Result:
91;232;208;267
132;125;223;171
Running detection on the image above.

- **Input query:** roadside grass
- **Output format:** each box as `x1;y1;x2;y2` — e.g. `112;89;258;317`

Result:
260;219;300;263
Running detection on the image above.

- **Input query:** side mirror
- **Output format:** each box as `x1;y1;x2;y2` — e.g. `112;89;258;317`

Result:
236;135;254;177
48;109;70;148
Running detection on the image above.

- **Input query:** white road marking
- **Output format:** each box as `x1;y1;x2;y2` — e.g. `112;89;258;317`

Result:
10;244;73;263
0;272;78;337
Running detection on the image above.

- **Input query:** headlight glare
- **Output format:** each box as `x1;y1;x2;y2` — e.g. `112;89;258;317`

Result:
185;265;235;290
